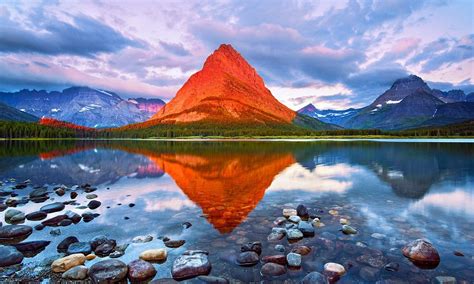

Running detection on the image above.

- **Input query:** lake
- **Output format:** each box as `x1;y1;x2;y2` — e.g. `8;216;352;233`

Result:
0;139;473;282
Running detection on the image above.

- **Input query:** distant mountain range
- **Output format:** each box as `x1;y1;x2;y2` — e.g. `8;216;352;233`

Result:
299;75;474;130
0;102;39;122
0;87;165;128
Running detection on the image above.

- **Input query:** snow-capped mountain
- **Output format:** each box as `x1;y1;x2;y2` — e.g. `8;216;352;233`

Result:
298;75;474;130
297;103;360;126
0;87;165;128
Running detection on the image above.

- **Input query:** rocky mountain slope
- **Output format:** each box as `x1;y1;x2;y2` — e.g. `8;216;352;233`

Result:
0;102;38;122
0;87;165;128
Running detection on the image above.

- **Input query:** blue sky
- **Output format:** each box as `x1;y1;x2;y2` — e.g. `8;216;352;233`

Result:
0;0;472;109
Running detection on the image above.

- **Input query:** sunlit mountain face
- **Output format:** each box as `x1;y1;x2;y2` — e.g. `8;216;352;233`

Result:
0;140;473;282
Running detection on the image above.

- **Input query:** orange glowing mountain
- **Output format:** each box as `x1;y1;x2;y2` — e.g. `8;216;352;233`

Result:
146;44;331;129
147;150;295;233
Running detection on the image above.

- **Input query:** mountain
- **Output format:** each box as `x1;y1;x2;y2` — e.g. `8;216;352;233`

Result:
0;87;165;128
0;102;39;122
148;44;333;130
466;92;474;102
432;89;466;103
320;75;473;130
298;103;360;126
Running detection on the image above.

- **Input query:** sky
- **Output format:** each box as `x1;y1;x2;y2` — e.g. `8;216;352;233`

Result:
0;0;473;110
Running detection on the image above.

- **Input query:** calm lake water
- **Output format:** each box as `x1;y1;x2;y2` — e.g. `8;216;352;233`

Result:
0;139;473;283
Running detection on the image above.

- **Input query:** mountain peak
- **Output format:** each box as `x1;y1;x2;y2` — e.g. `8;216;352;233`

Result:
391;75;428;90
300;103;318;112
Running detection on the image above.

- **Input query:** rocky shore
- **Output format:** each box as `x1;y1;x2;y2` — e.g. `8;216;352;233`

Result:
0;179;472;283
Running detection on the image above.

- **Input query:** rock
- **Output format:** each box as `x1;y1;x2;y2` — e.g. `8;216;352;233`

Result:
42;215;68;227
25;211;47;221
57;236;79;253
90;235;109;250
359;266;379;281
262;255;287;265
341;225;357;235
12;240;50;257
86;254;96;260
5;209;25;224
51;253;86;273
87;200;101;210
401;239;440;269
371;233;386;239
283;208;297;218
323;262;346;276
164;239;185;248
237;251;259;266
89;259;128;283
29;188;48;199
40;202;65;213
67;242;92;255
261;262;286;276
433;276;457;284
273;217;286;225
86;194;98;199
70;192;78;199
384;262;399;272
171;250;211;280
82;212;95;222
275;245;285;252
0;225;32;243
240;241;262;255
62;265;88;280
34;224;45;231
59;219;73;226
0;245;23;267
182;222;192;229
453;250;464;257
127;259;157;282
132;235;153;243
357;253;386;268
267;232;285;242
339;218;349;225
298;221;315;237
109;251;124;258
292;246;311;255
64;210;82;224
286;229;303;240
296;204;309;220
95;242;116;257
289;215;301;223
302;272;328;284
286;253;301;267
140;249;167;262
197;275;228;283
328;209;338;216
55;188;65;196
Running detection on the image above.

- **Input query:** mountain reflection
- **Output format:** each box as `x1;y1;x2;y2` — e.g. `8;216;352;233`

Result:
0;140;473;233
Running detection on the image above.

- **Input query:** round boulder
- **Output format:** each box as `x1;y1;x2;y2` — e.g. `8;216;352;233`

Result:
89;259;128;283
127;259;157;282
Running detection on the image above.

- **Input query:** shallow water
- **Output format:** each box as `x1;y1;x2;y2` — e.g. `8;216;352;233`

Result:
0;140;473;282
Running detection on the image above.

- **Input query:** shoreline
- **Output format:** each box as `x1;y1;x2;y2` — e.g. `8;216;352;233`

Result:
1;136;474;142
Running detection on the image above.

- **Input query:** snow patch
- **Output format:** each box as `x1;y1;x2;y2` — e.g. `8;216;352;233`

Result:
96;89;114;97
79;104;102;113
78;164;100;173
128;99;138;104
376;104;382;108
20;108;26;112
51;108;60;113
386;99;402;104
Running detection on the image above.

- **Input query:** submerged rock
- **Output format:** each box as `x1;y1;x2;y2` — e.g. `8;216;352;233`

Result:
323;262;346;276
298;221;315;237
0;225;32;243
40;202;65;213
0;245;23;267
171;250;211;280
296;204;309;220
164;239;185;248
127;259;157;282
89;259;128;283
261;262;286;276
62;265;88;280
67;242;92;255
341;225;357;235
402;239;440;269
132;235;153;243
57;236;79;253
301;272;328;284
25;211;47;221
12;240;50;257
240;241;262;255
286;229;303;240
262;255;287;265
197;275;228;283
286;253;302;267
237;251;259;266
